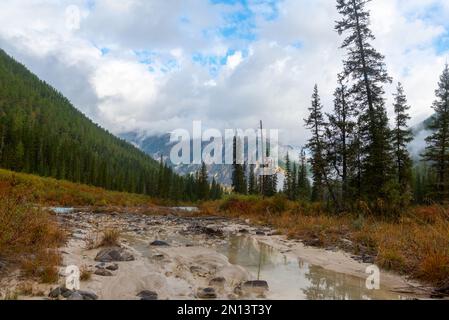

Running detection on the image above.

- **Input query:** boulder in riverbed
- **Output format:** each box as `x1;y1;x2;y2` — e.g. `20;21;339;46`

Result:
48;286;73;299
94;268;114;277
67;292;84;300
78;290;98;300
137;290;158;300
95;247;135;262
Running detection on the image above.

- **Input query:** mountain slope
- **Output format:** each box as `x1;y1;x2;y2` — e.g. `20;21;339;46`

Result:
0;49;161;195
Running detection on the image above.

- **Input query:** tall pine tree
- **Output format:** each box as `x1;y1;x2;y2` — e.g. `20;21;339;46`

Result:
305;85;327;202
326;75;357;204
297;149;311;201
422;64;449;202
391;83;413;201
336;0;394;203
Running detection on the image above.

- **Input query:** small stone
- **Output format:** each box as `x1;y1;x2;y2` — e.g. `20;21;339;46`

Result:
238;229;249;234
150;240;170;247
256;231;266;236
106;264;119;271
209;277;226;289
137;290;158;300
242;280;269;296
94;268;113;277
152;254;165;260
197;287;217;299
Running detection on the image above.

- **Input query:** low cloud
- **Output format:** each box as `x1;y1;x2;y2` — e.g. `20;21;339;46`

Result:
0;0;448;146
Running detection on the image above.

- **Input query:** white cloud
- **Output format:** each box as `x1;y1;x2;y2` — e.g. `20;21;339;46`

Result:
0;0;448;146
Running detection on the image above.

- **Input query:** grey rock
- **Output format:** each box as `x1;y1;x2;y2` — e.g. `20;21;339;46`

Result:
256;231;266;236
106;263;119;271
197;287;217;299
67;292;84;300
137;290;158;300
77;290;98;300
48;287;62;298
48;286;73;299
150;240;170;247
61;287;74;298
95;247;135;262
94;268;114;277
238;229;249;234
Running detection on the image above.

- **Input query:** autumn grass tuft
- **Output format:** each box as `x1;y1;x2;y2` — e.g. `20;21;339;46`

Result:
80;266;92;282
99;229;121;247
0;193;66;283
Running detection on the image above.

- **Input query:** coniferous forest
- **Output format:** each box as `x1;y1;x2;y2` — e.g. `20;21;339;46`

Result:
0;49;221;202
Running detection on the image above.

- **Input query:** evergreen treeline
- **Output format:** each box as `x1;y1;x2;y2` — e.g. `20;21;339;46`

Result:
302;0;449;213
231;0;449;215
298;0;414;215
0;49;222;201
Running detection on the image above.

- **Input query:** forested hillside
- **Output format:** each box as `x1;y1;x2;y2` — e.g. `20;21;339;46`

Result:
0;49;221;200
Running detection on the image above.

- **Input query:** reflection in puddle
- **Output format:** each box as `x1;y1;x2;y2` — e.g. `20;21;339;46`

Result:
219;235;405;300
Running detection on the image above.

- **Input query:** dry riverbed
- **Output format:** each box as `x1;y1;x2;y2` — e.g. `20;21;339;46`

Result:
0;207;433;300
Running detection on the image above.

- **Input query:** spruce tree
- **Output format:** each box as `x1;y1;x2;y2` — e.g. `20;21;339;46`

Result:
326;75;357;204
305;85;327;202
248;164;258;195
292;161;298;200
335;0;394;202
198;162;210;200
422;64;449;202
298;149;312;201
392;83;413;199
283;153;294;200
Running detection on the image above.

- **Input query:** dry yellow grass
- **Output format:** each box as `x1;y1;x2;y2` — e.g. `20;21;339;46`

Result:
0;194;66;283
0;168;156;207
80;266;92;282
98;229;121;247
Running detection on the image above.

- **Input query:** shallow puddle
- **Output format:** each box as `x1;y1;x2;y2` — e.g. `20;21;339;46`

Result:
218;235;405;300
